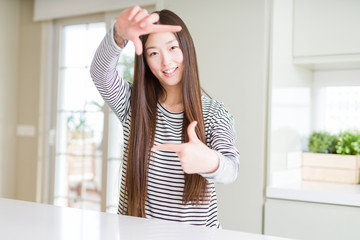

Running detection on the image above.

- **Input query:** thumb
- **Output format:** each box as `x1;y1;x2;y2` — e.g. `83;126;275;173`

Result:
187;121;199;143
133;38;143;55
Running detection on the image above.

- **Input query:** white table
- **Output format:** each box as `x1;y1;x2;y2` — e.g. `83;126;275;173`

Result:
0;198;291;240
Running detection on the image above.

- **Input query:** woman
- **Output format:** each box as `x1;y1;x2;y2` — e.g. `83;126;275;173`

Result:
90;5;239;228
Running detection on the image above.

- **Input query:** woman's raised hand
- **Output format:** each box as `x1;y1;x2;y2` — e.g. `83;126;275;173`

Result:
152;121;220;174
115;5;182;55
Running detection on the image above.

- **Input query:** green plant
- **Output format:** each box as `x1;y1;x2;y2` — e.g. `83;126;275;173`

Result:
328;135;339;154
308;131;338;153
336;131;360;155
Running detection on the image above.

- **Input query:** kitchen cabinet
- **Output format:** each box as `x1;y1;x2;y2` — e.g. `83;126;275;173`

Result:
293;0;360;69
264;198;360;240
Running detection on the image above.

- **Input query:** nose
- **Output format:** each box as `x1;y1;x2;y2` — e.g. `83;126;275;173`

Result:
161;52;172;67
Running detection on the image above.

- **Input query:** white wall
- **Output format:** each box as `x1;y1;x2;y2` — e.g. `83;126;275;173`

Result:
269;0;312;175
163;0;270;233
0;0;19;199
15;0;42;202
0;0;42;202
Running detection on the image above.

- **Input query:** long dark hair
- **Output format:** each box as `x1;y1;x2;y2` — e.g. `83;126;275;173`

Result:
123;9;209;217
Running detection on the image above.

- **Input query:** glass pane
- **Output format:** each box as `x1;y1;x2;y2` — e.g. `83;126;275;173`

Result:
84;111;104;152
63;24;88;67
54;153;101;209
87;22;107;67
107;111;124;159
54;21;106;211
117;41;135;83
81;157;103;204
105;111;123;213
54;153;68;200
324;86;360;133
56;111;100;154
57;111;103;202
60;67;104;112
63;22;106;68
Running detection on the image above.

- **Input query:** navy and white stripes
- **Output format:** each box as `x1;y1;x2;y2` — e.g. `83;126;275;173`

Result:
90;26;239;228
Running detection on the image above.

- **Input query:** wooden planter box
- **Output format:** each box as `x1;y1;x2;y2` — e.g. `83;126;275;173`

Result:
302;152;360;184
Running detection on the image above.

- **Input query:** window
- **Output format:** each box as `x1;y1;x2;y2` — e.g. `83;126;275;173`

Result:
314;85;360;134
53;22;107;210
51;14;136;212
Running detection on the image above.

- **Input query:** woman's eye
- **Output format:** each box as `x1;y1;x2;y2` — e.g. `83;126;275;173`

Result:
149;52;158;57
170;46;178;51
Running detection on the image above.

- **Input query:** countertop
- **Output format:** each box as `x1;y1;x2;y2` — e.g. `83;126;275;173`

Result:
267;180;360;207
0;198;292;240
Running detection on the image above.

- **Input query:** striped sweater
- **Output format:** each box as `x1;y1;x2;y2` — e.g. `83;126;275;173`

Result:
90;27;240;228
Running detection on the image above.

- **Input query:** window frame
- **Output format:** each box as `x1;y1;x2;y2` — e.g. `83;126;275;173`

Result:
51;13;108;211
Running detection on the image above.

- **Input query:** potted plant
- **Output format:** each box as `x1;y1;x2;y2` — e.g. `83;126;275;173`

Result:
336;131;360;155
302;131;360;184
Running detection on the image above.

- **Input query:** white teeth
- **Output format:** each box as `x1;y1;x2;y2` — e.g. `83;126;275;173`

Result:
164;68;176;74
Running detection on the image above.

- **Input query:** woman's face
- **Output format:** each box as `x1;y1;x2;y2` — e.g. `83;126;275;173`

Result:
144;32;184;90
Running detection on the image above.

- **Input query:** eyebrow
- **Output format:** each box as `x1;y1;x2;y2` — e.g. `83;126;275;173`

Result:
145;39;178;51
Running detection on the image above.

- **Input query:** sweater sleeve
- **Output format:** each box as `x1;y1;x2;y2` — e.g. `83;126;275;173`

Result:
200;102;240;184
90;24;132;123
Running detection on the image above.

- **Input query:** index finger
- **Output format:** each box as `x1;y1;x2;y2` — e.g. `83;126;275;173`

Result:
149;24;182;34
151;143;183;152
127;5;141;21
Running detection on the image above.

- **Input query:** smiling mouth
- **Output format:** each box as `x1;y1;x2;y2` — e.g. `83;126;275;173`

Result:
163;67;177;75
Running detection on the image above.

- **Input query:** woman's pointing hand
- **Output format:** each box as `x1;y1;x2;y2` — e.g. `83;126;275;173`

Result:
152;121;220;174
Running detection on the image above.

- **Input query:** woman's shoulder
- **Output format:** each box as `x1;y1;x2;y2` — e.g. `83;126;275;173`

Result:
202;95;220;107
201;95;233;121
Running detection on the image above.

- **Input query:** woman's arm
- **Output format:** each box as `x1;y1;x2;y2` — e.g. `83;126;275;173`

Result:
90;25;132;123
202;104;240;184
90;6;182;122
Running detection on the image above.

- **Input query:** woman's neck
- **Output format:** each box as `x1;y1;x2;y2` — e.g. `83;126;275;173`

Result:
159;87;183;113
